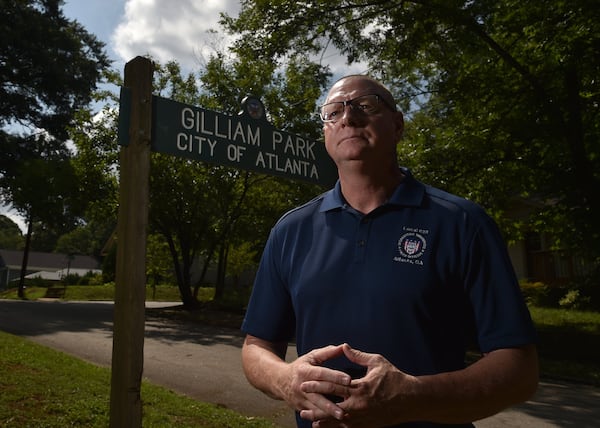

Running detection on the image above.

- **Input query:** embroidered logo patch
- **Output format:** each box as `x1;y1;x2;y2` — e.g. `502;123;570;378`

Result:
394;227;428;265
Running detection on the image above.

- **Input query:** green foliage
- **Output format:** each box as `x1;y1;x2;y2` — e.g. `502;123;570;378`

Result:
101;242;116;283
226;241;258;283
222;0;600;259
59;272;103;286
146;233;175;286
145;57;327;306
54;226;94;255
8;148;79;225
521;278;600;311
559;290;591;310
0;284;49;300
62;283;115;300
68;96;120;235
0;0;110;140
520;281;553;306
0;215;23;249
0;0;111;294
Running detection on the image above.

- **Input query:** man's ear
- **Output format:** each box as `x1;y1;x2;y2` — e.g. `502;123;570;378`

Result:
394;111;405;141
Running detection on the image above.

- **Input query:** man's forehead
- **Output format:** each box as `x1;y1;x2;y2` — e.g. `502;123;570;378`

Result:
326;77;386;102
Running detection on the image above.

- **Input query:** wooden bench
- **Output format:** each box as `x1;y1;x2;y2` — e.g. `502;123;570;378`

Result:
45;286;66;299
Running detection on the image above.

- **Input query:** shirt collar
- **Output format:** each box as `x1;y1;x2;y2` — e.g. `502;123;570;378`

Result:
319;167;425;213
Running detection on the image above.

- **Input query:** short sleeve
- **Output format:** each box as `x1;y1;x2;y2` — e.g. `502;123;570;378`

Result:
464;213;537;352
241;227;296;342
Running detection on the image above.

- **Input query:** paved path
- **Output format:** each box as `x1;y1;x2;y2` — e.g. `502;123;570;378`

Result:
1;300;599;427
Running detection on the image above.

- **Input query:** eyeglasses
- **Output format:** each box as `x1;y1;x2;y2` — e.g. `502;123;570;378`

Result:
318;94;396;123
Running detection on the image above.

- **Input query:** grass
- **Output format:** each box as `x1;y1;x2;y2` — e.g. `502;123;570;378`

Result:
0;330;274;428
0;283;192;302
529;306;600;384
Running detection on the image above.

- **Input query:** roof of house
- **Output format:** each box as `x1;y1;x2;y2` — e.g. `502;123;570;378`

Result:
25;268;102;280
0;249;100;272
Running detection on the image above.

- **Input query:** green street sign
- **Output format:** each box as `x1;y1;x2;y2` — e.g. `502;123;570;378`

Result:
119;90;338;186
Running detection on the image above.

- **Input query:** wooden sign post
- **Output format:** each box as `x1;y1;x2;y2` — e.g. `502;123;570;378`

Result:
110;56;153;428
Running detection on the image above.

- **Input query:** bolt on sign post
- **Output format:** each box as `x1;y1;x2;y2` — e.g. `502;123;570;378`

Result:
111;56;337;427
110;56;153;428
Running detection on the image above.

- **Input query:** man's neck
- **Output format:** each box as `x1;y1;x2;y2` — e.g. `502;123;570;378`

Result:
338;166;404;214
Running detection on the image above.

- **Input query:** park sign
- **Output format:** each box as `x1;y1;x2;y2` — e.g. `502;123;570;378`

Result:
118;88;338;187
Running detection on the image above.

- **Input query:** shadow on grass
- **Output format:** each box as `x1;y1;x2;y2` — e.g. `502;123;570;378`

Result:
535;324;600;384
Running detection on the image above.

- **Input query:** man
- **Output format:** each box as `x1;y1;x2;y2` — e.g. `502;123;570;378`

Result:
241;75;538;428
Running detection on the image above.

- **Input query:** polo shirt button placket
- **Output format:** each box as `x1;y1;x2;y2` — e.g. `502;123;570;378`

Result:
354;216;371;263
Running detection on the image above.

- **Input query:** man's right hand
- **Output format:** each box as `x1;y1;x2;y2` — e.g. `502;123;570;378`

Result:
242;336;352;422
281;344;353;421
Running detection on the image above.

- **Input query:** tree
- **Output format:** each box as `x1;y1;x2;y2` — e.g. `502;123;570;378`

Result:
196;52;330;300
146;58;326;307
146;233;175;297
222;0;600;263
9;151;79;297
54;226;94;255
65;54;327;307
0;215;24;250
67;86;121;258
0;0;110;140
1;0;110;297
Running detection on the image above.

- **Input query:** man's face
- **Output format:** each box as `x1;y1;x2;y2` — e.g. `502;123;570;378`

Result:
322;77;403;168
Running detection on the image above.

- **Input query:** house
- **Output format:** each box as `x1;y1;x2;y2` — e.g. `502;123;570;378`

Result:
0;249;101;289
505;198;592;285
508;235;592;285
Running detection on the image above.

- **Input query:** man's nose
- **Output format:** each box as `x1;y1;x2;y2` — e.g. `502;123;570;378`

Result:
341;104;361;126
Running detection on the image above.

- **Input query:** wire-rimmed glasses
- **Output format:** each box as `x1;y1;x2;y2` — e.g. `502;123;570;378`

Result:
318;94;395;123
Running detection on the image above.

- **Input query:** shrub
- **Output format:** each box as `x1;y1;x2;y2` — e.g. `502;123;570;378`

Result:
559;289;591;310
521;274;600;311
520;281;551;306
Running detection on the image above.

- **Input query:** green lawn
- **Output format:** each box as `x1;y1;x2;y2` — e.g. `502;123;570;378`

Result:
529;306;600;383
0;330;274;428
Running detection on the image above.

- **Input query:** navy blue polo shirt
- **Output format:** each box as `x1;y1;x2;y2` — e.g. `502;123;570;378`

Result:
242;168;536;427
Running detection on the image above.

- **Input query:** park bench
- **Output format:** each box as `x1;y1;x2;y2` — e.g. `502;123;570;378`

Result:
45;286;67;299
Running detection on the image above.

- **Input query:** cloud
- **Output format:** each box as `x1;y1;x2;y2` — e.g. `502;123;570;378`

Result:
0;207;27;234
112;0;240;72
111;0;366;84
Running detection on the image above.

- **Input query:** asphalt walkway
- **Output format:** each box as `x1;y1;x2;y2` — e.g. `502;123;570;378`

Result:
1;299;598;427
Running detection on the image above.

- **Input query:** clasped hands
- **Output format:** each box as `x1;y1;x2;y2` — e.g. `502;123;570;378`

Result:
282;343;414;428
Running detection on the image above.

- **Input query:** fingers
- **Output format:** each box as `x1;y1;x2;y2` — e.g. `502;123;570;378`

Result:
301;345;352;390
291;345;353;422
299;392;347;421
307;343;346;365
342;343;374;367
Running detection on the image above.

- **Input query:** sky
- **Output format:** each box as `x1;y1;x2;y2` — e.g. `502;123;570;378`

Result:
62;0;243;74
3;0;361;233
63;0;360;78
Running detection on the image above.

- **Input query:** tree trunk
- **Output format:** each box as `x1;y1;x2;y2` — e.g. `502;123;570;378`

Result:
180;245;199;309
193;242;217;299
17;212;33;299
165;234;197;308
214;243;229;300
